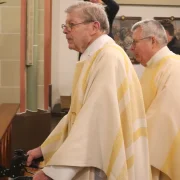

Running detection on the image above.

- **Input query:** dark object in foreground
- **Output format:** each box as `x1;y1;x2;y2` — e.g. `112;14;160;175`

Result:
0;149;43;180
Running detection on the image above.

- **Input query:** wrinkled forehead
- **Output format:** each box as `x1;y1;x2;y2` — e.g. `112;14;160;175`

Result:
66;9;85;23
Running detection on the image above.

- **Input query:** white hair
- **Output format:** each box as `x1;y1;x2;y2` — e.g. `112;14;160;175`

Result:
131;19;168;46
65;1;109;34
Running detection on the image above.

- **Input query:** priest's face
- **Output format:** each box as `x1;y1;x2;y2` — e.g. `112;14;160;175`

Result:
63;10;95;53
131;27;153;66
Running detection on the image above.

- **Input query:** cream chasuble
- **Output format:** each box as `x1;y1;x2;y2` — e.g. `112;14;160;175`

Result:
141;46;180;180
41;35;151;180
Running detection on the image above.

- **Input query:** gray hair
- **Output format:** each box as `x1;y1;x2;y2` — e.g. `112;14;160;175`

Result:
65;2;109;34
131;19;168;46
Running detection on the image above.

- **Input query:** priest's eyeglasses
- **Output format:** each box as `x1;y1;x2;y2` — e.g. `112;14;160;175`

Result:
61;21;93;31
131;36;151;47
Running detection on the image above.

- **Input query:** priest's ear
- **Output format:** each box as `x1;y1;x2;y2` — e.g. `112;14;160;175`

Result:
151;36;160;47
88;21;101;36
152;36;156;43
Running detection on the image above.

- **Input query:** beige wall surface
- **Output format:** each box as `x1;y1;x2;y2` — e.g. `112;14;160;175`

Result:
0;0;45;110
0;0;20;104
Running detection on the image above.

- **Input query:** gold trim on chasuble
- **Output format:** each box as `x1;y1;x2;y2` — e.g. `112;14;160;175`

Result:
141;55;180;111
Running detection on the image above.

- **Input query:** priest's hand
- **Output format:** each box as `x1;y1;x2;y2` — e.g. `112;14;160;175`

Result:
27;146;43;166
33;170;52;180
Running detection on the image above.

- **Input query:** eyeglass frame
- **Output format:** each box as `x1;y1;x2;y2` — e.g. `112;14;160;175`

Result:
131;36;152;47
61;21;94;31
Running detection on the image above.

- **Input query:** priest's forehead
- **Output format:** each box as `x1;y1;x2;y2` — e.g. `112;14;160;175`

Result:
66;10;85;23
132;27;144;39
